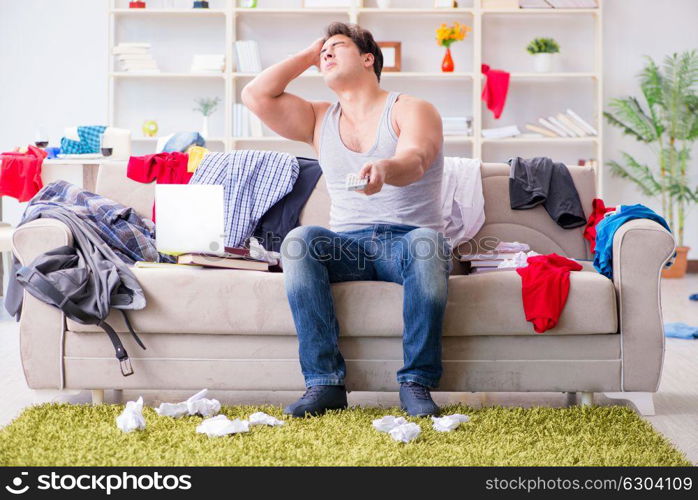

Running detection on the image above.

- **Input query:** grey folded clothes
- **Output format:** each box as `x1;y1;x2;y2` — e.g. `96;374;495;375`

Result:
508;156;587;229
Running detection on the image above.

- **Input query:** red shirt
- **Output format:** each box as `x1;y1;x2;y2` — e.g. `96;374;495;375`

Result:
481;64;510;119
0;145;47;202
516;253;583;334
583;198;616;254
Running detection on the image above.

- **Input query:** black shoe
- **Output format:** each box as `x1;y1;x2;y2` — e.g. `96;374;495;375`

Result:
283;385;348;418
399;382;440;417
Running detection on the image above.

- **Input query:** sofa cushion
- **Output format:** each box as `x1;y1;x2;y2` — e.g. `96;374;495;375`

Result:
67;263;617;336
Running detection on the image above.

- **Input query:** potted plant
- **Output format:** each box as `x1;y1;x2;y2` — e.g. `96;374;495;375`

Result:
526;37;560;73
193;97;221;139
604;50;698;278
435;22;471;72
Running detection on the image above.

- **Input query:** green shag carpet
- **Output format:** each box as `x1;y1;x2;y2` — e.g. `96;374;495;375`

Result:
0;403;690;466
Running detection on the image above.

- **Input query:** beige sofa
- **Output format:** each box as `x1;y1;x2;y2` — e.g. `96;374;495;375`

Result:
11;161;675;414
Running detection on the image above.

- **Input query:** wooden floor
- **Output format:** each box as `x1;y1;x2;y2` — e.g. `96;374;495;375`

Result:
1;275;697;464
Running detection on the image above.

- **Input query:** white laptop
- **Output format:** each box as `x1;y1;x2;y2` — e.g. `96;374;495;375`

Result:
155;184;226;256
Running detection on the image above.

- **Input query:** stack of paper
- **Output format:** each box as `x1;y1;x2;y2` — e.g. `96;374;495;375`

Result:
113;43;159;73
235;40;262;73
545;0;598;7
191;54;225;73
481;125;521;139
233;103;264;138
525;108;598;138
442;117;472;136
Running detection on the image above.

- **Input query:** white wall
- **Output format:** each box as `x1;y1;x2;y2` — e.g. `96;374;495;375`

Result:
603;0;698;255
1;0;696;255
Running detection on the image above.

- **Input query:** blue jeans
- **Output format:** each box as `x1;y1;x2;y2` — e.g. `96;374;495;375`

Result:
280;223;453;389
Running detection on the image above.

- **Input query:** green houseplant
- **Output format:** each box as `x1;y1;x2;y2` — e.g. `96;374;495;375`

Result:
604;50;698;278
526;37;560;73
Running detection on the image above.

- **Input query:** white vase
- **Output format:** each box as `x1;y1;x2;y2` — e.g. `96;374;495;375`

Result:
533;53;554;73
201;116;209;139
377;0;391;8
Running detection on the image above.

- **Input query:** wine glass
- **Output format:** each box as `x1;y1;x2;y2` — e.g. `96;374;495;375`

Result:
34;127;49;148
99;133;113;157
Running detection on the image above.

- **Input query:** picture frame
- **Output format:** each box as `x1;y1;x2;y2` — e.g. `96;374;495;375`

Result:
434;0;457;8
377;41;401;72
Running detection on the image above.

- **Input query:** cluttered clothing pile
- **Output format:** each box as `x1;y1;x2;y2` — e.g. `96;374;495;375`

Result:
457;155;674;334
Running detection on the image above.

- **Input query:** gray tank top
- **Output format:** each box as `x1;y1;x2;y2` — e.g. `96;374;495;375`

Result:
318;91;444;233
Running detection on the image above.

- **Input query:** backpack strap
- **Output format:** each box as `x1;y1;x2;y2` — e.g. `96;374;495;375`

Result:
16;266;145;377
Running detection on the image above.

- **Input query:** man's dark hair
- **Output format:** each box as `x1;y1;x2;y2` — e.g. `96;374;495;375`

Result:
323;22;383;82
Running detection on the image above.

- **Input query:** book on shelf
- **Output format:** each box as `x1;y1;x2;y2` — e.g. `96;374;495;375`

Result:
548;115;578;137
519;0;552;8
556;113;588;137
482;125;521;139
250;113;263;137
546;0;597;8
538;117;569;137
442;117;472;136
113;43;151;55
482;0;519;8
234;103;264;138
566;108;597;135
235;40;262;73
525;123;558;137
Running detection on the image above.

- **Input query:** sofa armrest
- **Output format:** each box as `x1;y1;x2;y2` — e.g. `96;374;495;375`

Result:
11;218;73;389
12;218;74;265
612;218;676;392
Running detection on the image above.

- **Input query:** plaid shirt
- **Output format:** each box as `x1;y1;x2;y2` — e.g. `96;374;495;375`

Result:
60;125;107;154
190;150;299;248
20;180;175;264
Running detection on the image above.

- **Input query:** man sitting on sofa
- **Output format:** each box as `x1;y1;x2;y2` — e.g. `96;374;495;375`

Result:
241;22;451;418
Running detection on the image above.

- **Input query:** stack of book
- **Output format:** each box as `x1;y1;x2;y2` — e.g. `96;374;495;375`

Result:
460;242;531;274
177;246;280;272
113;43;160;73
442;117;472;136
191;54;225;73
233;103;264;137
235;40;262;73
525;109;597;138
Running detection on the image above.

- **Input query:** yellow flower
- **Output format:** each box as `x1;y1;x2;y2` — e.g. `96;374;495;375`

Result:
435;22;471;46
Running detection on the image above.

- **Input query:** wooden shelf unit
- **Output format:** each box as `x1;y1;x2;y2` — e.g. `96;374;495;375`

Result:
108;0;604;195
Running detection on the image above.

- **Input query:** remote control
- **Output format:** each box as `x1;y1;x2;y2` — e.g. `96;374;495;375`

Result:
345;173;369;191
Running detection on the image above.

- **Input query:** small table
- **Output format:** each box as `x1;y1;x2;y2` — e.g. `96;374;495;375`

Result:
42;158;127;193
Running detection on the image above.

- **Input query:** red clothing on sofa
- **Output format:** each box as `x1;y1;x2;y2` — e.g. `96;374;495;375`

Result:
516;253;583;334
0;145;47;202
583;198;616;254
481;64;510;119
127;152;192;221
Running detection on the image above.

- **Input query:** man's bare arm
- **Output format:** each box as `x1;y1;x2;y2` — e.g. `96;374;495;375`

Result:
241;38;327;145
358;98;443;194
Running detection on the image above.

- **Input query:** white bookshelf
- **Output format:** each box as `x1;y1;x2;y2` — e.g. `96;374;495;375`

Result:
107;0;604;195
